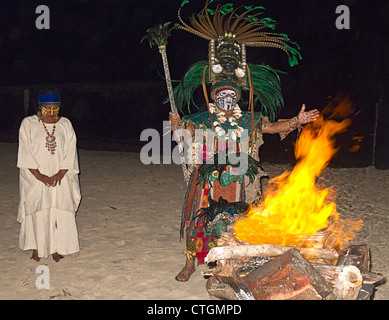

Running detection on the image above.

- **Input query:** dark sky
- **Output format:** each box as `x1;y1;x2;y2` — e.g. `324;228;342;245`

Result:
0;0;388;87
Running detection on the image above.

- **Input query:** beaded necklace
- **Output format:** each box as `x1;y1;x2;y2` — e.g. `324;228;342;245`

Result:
209;103;244;141
38;114;57;154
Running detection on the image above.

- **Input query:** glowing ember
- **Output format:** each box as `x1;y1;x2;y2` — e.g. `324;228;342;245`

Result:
234;99;362;249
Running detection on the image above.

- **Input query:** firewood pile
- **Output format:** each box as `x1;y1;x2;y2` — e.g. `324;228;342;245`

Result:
203;228;385;300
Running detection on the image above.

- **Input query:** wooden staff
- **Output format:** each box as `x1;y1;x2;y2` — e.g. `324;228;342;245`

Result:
142;22;190;184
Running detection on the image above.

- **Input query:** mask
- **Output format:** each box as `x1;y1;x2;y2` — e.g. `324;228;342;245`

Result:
215;89;237;111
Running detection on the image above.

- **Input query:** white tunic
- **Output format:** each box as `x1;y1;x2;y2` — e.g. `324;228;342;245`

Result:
17;115;81;258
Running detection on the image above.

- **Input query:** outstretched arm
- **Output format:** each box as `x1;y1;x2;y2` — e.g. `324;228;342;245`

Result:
261;104;319;136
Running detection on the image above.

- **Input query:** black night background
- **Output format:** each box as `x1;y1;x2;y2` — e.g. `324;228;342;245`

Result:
0;0;388;168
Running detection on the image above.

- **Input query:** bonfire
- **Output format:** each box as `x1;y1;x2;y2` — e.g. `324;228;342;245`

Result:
203;99;385;300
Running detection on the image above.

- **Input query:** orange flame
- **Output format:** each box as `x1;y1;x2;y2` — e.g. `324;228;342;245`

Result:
234;98;362;249
349;136;363;152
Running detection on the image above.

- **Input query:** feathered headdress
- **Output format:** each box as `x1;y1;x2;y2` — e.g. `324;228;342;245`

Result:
169;0;301;123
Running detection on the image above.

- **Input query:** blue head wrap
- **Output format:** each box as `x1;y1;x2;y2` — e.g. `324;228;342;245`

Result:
38;94;61;104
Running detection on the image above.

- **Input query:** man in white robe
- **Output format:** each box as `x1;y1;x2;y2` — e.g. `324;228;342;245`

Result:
17;92;81;262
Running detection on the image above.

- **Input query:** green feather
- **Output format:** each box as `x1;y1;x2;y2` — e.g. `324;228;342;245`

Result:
180;0;190;8
165;60;209;114
244;6;266;11
166;61;284;119
245;63;284;122
260;17;276;30
141;22;177;48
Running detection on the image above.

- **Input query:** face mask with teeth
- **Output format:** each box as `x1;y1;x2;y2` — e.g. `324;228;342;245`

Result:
215;90;237;111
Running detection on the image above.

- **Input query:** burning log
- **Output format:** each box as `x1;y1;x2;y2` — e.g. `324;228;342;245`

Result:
204;241;384;300
337;244;370;270
205;244;339;263
203;259;242;278
311;263;384;300
217;228;340;262
240;248;333;300
206;272;254;300
206;277;242;300
311;244;384;285
205;248;335;300
331;265;363;300
335;244;385;300
313;264;384;286
310;264;363;299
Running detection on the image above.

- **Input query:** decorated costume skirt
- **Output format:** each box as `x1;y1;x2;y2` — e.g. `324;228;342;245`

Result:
182;168;246;265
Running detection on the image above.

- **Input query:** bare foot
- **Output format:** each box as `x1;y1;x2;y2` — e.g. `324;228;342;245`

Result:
52;252;64;262
31;250;40;262
175;259;195;282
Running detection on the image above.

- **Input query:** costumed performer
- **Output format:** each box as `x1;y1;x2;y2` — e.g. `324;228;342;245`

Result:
17;89;81;262
167;1;320;281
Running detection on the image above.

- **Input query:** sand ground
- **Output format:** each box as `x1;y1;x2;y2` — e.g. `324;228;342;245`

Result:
0;142;387;300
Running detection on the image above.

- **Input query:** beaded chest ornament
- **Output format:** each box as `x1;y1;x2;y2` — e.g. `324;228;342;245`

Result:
41;121;57;154
37;95;61;155
38;105;58;155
